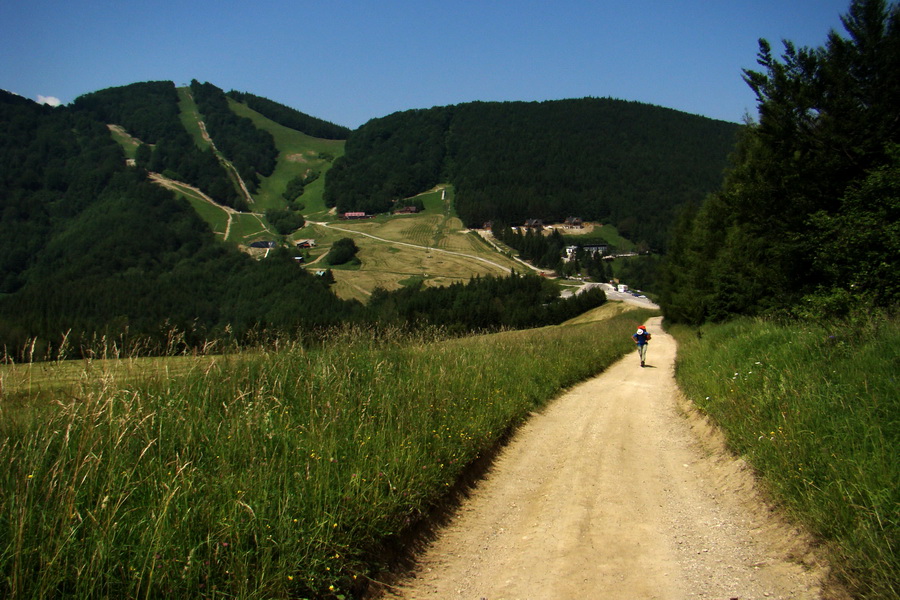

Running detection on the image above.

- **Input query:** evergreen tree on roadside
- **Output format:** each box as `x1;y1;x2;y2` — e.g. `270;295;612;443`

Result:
659;0;900;323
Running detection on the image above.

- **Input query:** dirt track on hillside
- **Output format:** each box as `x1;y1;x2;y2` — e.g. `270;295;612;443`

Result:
378;316;835;600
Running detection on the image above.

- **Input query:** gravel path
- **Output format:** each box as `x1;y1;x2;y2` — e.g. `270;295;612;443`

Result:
379;316;832;600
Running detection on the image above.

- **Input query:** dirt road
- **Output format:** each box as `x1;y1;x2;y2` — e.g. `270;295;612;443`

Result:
381;316;831;600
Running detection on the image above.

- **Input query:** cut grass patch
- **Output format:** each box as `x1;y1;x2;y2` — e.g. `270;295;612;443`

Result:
228;99;344;213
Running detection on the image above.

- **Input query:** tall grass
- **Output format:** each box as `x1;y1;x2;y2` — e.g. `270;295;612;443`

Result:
1;310;653;599
671;315;898;599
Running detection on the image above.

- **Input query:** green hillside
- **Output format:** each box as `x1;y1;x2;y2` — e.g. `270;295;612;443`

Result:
324;98;740;250
0;84;610;355
227;97;344;216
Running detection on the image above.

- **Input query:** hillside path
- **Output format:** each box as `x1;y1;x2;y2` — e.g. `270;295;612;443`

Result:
380;316;830;600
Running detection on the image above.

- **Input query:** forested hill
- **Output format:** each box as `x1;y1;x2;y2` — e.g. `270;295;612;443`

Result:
0;84;609;357
324;98;740;249
0;87;360;354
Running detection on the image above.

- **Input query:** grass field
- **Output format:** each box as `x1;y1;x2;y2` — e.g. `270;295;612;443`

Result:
560;223;635;252
0;306;654;599
295;186;525;302
670;315;899;600
228;99;345;215
176;87;208;150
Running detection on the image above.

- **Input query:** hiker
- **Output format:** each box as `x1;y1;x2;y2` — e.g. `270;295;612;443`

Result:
632;325;651;367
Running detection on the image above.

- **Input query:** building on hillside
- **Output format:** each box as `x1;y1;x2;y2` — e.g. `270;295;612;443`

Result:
523;219;544;230
564;244;608;260
583;244;608;255
249;240;276;249
295;239;316;248
564;217;584;228
394;206;419;214
341;211;370;220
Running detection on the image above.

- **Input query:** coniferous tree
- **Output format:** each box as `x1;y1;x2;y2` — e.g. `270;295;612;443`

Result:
659;0;900;322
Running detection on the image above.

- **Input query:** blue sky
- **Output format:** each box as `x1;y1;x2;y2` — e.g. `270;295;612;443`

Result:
2;0;852;129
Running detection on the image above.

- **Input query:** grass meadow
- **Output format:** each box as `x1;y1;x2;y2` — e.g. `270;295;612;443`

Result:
670;315;898;600
228;100;344;216
296;188;523;302
1;308;655;599
176;87;208;151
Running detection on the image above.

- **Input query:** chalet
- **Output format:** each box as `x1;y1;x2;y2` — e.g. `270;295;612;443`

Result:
249;240;276;249
341;211;370;220
564;217;584;228
523;219;544;230
394;206;419;214
295;239;316;249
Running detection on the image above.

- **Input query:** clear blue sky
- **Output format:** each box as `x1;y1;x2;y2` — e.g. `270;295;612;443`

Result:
1;0;853;129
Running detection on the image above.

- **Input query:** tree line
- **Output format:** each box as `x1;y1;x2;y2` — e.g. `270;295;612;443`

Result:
658;0;899;323
226;90;351;139
493;226;615;282
367;272;607;333
323;99;739;250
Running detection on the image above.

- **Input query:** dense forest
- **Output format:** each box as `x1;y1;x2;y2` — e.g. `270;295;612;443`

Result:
72;81;246;211
367;272;607;332
324;108;451;215
0;88;358;355
323;99;739;250
658;0;900;323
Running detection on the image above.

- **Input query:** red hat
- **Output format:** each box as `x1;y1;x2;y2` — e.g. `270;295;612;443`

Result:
638;325;646;330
